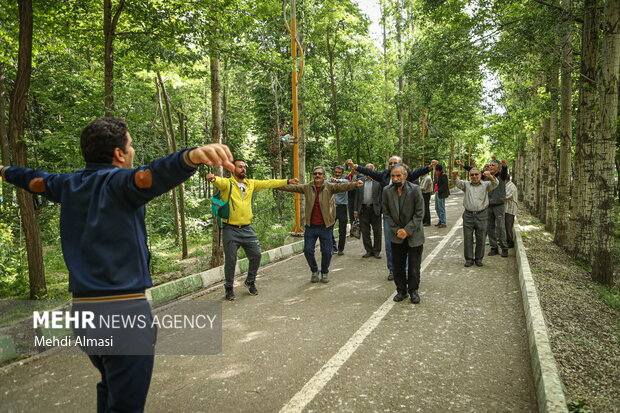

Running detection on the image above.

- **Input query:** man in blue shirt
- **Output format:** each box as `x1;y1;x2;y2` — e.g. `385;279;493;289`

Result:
0;117;234;413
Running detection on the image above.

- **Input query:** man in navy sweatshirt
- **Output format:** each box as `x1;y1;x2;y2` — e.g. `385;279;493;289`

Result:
0;117;234;413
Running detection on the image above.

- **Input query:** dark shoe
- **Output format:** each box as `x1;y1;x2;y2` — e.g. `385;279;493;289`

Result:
410;290;420;304
387;271;394;281
507;243;515;249
310;272;319;283
438;223;447;228
244;280;258;295
393;293;408;302
501;249;508;257
225;287;235;301
434;222;441;227
464;260;474;267
475;260;483;267
423;223;431;227
362;252;373;258
373;253;382;259
488;249;499;256
337;251;344;256
320;273;329;283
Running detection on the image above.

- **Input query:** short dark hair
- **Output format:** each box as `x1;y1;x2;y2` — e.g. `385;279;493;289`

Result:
436;164;443;171
335;165;345;171
490;159;501;167
233;159;246;166
80;117;129;164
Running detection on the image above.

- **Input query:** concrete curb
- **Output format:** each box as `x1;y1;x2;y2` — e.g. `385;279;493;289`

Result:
514;219;568;413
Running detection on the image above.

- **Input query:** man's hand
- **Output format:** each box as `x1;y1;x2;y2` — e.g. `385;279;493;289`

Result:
188;144;235;170
501;159;507;167
396;228;409;239
483;171;492;179
491;155;497;160
287;178;300;185
346;159;357;170
356;179;364;187
205;173;216;182
0;165;6;181
329;177;338;183
455;159;464;167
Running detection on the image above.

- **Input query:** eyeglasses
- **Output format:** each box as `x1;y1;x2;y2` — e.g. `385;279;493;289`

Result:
388;162;398;165
312;172;324;176
470;173;480;176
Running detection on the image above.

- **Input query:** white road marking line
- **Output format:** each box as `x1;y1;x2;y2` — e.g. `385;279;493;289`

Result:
279;217;464;413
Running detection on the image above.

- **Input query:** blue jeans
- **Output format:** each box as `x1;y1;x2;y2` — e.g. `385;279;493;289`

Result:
435;195;446;225
383;216;393;271
304;225;334;274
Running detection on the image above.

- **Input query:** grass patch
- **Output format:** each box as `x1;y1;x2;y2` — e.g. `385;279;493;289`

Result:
593;285;620;310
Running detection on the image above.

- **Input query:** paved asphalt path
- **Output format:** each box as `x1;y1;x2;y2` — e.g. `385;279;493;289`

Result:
0;192;536;412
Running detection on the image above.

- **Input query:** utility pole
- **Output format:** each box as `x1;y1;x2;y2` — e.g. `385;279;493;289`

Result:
286;0;304;234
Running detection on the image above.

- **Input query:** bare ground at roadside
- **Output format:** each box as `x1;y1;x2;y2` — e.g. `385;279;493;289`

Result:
518;205;620;412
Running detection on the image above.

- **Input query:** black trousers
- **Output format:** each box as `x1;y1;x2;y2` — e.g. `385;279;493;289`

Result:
505;212;515;248
332;204;348;252
422;192;432;225
392;242;423;295
360;205;382;255
347;191;357;224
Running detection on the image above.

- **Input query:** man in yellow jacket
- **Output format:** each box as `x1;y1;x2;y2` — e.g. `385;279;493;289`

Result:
207;159;298;300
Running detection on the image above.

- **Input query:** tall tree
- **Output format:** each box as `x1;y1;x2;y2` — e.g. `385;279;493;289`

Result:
570;0;599;261
9;0;46;298
103;0;125;116
591;0;620;285
555;0;574;249
0;63;11;205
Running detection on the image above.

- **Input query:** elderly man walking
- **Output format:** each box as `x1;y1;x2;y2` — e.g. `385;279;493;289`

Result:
382;164;425;304
451;168;498;267
279;167;362;283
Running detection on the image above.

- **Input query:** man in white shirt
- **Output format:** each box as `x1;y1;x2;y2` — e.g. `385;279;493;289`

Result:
451;168;498;267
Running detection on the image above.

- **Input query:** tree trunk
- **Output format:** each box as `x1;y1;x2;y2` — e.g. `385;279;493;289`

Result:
570;0;599;261
0;62;12;206
154;76;180;245
210;47;224;268
396;5;404;159
157;72;188;259
591;0;619;285
555;0;574;249
546;65;559;232
539;119;550;223
326;28;342;164
103;0;125;116
9;0;46;299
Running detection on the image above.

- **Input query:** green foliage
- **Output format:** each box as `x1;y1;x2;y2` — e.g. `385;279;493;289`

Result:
568;399;592;413
593;285;620;311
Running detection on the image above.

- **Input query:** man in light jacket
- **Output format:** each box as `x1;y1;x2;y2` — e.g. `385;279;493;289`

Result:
279;167;362;283
504;175;518;248
382;164;425;304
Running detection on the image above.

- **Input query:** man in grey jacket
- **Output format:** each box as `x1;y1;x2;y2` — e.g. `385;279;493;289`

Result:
451;168;498;267
382;164;425;304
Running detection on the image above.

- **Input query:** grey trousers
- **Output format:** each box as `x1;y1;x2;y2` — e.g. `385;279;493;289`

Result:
222;224;262;288
487;203;508;250
463;209;488;261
